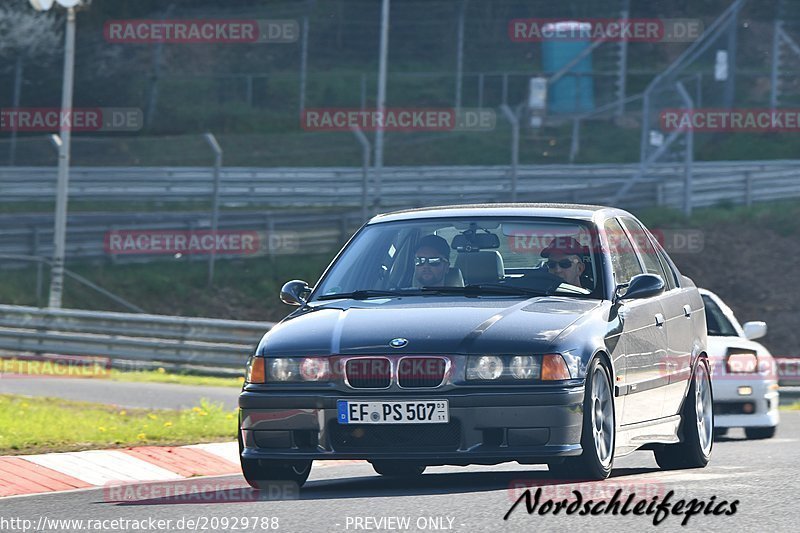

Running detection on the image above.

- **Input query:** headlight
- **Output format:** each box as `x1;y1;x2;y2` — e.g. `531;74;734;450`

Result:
467;355;548;381
467;355;504;380
510;355;540;379
300;357;331;381
267;357;331;382
726;352;758;374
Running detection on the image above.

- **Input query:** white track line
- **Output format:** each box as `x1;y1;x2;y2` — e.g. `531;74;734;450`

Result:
184;442;239;465
22;450;182;486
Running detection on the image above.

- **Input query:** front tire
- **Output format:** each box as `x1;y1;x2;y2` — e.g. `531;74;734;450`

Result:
654;357;713;470
241;458;312;489
744;426;776;440
549;358;614;480
238;428;312;489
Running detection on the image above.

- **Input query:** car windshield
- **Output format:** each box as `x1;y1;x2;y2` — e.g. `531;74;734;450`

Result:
313;217;603;300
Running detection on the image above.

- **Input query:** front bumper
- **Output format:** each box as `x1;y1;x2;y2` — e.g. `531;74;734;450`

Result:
712;377;779;429
239;386;584;465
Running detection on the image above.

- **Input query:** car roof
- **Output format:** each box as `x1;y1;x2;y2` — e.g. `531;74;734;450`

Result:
369;203;628;224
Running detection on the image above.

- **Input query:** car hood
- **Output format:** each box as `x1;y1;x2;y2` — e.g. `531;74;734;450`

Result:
256;296;601;356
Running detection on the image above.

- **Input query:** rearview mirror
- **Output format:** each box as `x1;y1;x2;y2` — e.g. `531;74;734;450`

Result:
451;232;500;252
616;273;664;302
742;321;767;340
280;280;311;306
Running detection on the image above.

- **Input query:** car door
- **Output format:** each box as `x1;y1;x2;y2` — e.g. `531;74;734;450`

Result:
605;218;668;426
620;217;687;419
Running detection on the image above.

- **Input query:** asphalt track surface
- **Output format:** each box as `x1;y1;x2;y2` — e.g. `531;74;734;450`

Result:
0;376;239;410
2;412;798;533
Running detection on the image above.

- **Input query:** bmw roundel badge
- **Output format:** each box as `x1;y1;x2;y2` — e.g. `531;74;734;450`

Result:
389;338;408;348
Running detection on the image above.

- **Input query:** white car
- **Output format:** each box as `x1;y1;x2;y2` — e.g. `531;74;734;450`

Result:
700;289;779;439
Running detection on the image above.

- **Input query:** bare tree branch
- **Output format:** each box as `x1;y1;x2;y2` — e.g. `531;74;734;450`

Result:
0;2;62;60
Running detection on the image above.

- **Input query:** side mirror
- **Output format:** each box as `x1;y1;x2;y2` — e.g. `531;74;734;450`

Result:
616;273;664;302
743;321;767;340
280;280;311;306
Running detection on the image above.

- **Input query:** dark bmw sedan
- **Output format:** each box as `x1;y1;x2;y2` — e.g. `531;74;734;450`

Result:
238;204;712;487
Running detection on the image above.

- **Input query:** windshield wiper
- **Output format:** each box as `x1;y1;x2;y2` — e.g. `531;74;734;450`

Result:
420;284;551;297
317;289;423;300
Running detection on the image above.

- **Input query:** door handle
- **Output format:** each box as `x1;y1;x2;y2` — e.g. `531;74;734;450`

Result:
655;313;665;327
683;305;691;318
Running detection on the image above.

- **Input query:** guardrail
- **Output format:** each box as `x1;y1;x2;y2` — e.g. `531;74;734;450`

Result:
0;303;797;382
776;357;800;387
0;304;273;371
2;160;800;210
0;211;365;269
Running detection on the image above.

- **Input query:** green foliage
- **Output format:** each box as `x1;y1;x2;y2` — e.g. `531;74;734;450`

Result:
634;199;800;237
0;395;236;455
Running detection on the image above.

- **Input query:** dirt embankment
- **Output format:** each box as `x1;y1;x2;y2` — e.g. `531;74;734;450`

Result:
670;222;799;357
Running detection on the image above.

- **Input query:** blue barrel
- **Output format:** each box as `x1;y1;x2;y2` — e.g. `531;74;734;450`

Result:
541;22;595;114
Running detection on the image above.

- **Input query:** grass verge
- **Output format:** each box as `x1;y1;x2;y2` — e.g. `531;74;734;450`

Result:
0;394;237;455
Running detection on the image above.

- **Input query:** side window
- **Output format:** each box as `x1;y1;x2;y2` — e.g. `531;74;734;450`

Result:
701;295;738;337
650;236;681;289
619;217;668;285
603;218;644;285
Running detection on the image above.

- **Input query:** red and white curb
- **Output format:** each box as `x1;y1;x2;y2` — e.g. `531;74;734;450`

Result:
0;442;364;499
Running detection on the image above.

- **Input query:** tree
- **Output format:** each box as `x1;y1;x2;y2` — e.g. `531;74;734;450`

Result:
0;1;62;165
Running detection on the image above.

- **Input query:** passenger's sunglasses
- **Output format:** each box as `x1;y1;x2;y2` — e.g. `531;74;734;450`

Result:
415;256;448;267
547;258;578;269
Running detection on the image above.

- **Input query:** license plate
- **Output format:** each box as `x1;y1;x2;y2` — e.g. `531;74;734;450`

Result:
337;400;449;424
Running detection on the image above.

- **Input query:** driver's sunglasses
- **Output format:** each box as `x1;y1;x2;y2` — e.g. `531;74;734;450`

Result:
415;256;448;267
547;258;577;269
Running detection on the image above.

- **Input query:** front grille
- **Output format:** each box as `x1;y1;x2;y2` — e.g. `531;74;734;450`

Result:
715;402;755;415
345;358;391;389
398;357;446;388
330;421;461;451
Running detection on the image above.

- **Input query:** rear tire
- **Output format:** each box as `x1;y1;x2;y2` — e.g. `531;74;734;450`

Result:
371;461;426;477
713;427;728;439
654;358;713;470
744;426;776;440
549;358;614;480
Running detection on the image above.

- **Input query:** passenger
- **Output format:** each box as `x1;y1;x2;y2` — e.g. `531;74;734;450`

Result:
541;237;586;287
414;234;451;287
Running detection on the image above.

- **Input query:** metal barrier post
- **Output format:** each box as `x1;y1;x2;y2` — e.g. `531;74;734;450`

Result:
676;81;694;217
745;171;753;207
455;0;466;112
351;126;371;222
500;104;520;202
478;73;484;109
204;133;223;287
569;118;581;163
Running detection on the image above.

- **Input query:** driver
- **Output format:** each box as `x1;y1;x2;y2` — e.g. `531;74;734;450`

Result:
414;234;451;287
541;237;586;287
